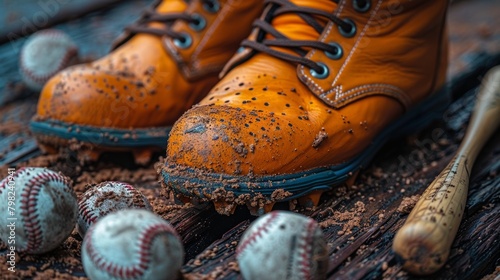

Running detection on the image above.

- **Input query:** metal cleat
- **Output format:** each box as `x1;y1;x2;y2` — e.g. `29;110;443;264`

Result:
38;143;59;154
78;149;101;162
298;190;324;209
344;170;360;187
132;149;153;166
246;201;275;216
214;200;237;216
175;193;194;205
263;202;275;214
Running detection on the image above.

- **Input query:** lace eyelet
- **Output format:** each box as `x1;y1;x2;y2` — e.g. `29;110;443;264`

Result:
353;0;371;13
338;18;356;38
236;46;245;53
310;63;329;79
173;33;192;49
325;42;343;60
189;14;206;31
203;0;220;13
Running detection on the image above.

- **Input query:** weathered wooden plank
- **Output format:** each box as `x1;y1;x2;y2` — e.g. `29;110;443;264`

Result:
0;0;153;101
0;0;499;279
0;0;129;44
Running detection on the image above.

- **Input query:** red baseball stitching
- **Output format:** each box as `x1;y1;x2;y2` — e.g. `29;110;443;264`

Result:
123;183;150;210
19;169;71;252
19;29;78;86
0;178;6;196
78;198;98;227
79;182;149;229
236;211;280;256
78;183;112;229
296;219;318;279
86;220;179;278
0;172;12;196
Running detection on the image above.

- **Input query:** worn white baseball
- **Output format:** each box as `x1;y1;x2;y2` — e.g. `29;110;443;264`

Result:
82;209;184;280
0;167;78;254
77;181;152;238
236;211;328;280
19;29;79;91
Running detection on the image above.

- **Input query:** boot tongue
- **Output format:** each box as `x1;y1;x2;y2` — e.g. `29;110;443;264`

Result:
271;0;337;42
148;0;188;30
156;0;188;14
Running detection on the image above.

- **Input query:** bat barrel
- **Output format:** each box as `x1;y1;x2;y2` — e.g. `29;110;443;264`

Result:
392;66;500;275
393;155;469;275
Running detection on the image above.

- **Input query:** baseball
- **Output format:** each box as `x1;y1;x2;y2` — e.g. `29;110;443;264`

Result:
77;181;152;238
81;209;184;280
236;211;328;280
19;29;79;91
0;167;78;254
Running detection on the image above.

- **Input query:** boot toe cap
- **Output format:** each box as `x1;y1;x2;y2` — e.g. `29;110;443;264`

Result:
36;65;155;128
166;104;320;176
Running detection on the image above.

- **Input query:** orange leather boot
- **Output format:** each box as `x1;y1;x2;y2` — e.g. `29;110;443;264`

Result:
162;0;450;215
30;0;264;163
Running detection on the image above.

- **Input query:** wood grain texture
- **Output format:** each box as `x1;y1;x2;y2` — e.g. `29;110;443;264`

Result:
0;0;153;104
0;0;138;44
393;66;500;275
0;0;499;279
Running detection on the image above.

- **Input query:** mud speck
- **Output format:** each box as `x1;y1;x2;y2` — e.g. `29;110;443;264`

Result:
312;131;328;148
397;195;421;214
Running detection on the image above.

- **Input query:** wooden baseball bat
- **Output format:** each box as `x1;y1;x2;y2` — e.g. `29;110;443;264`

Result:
392;66;500;275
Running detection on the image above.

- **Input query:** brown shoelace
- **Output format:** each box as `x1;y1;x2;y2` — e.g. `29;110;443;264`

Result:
124;0;218;43
241;0;359;74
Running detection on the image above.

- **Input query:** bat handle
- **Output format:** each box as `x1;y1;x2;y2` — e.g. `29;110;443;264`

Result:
393;66;500;275
459;66;500;166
